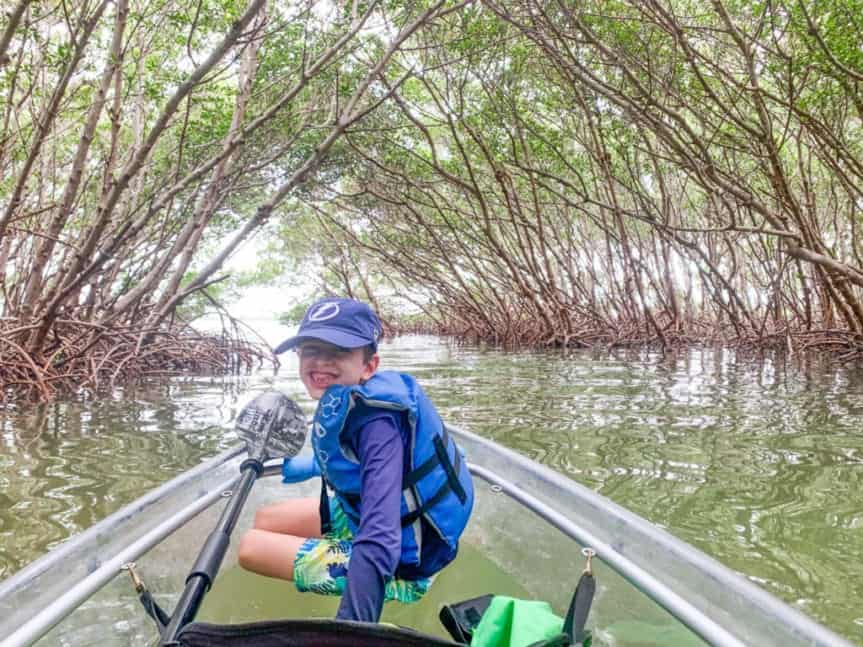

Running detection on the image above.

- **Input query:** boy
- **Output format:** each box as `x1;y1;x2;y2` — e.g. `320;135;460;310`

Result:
238;297;474;623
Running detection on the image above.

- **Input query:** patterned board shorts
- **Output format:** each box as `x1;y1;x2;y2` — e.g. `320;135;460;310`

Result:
293;497;433;604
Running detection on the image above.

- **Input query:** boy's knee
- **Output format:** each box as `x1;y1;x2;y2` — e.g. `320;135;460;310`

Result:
237;529;259;569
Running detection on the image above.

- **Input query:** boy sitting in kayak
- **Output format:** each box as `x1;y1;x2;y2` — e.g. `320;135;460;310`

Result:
238;297;474;622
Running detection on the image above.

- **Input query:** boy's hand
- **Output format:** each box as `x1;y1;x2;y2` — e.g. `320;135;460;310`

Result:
281;454;322;484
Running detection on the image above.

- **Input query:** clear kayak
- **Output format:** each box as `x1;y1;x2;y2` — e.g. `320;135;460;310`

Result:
0;424;853;647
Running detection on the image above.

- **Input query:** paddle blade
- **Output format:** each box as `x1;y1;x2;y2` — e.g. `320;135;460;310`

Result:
235;391;307;462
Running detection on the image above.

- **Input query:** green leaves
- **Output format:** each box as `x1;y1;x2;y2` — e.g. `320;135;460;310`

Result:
4;0;862;353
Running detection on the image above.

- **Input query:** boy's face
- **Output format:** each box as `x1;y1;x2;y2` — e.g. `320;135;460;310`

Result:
296;340;379;400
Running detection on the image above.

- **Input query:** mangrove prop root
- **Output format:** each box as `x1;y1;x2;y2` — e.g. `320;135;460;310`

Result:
0;318;273;402
391;311;863;361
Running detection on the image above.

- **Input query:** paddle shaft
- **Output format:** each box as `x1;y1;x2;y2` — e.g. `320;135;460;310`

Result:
160;459;261;644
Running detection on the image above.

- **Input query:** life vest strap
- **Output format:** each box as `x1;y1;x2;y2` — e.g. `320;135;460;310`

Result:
404;427;452;487
330;481;455;531
325;426;468;530
401;479;453;527
319;479;333;535
434;432;467;505
403;427;467;505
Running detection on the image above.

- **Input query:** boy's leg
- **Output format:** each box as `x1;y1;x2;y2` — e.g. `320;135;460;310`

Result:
241;496;434;602
237;497;321;580
237;529;307;580
253;496;321;537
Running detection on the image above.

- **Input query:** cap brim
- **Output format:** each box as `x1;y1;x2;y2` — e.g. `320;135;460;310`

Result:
273;327;375;355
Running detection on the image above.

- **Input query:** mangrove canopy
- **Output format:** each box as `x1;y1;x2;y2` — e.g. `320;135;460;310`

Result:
2;0;862;399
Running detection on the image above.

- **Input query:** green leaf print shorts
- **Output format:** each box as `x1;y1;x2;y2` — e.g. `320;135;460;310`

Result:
293;496;434;603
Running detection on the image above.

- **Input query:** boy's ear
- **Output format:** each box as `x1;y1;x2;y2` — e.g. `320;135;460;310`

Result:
362;353;380;381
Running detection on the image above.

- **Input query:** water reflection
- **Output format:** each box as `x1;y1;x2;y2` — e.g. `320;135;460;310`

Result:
1;336;862;641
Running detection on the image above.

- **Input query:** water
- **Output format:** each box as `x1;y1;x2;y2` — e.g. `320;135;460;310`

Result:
2;335;862;643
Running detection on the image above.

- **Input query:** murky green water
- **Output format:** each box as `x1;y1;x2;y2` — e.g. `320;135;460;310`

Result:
2;335;862;643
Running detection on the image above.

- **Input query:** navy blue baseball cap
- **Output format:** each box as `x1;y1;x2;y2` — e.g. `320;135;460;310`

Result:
274;297;383;354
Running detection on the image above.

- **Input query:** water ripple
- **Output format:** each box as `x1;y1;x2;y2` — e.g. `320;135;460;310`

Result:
2;337;862;642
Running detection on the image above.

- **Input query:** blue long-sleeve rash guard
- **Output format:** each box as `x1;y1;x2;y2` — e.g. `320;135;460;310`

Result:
335;411;404;622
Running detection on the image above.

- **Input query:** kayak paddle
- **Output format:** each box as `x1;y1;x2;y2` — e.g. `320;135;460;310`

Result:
154;391;307;645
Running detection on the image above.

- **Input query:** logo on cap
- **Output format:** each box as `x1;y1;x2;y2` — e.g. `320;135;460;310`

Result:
308;302;340;322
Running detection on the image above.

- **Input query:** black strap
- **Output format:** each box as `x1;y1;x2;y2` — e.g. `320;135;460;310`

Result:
340;492;361;526
319;479;332;535
563;571;595;644
139;589;170;634
342;491;361;509
404;427;451;488
400;429;467;528
323;429;467;532
433;433;467;504
401;480;453;527
404;453;439;487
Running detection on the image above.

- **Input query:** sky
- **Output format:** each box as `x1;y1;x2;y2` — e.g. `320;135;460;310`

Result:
196;233;305;348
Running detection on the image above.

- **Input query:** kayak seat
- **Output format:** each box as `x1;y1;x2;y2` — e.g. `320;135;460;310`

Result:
174;618;462;646
439;594;494;643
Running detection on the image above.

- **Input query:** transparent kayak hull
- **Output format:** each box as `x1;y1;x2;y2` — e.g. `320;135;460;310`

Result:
0;425;853;647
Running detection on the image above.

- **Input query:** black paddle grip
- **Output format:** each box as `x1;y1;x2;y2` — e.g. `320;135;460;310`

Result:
186;530;230;590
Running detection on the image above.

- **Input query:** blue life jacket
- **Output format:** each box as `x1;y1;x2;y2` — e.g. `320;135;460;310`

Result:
312;371;474;573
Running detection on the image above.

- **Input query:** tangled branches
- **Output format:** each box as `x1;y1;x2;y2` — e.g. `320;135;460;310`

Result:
1;0;457;404
0;316;273;402
297;0;863;365
386;302;863;362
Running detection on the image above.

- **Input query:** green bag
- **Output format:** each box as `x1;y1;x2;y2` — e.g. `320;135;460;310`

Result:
439;565;595;646
470;596;566;647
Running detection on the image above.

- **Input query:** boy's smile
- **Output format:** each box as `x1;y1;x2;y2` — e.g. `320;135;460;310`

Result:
297;340;379;399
